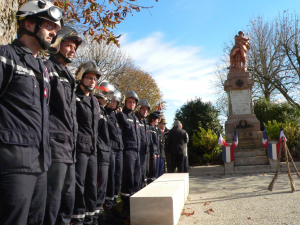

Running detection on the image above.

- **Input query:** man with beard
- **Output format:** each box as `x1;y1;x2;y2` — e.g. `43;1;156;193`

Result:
135;100;151;189
0;1;62;224
44;26;84;225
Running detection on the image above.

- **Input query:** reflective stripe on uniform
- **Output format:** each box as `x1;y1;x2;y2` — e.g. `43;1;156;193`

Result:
76;97;81;102
121;193;131;197
59;77;69;83
105;196;114;200
85;211;95;216
49;71;59;77
114;195;118;198
0;55;49;82
95;209;100;214
0;56;14;67
72;214;85;219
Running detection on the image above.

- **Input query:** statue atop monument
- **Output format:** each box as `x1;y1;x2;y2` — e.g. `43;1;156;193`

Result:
229;31;250;71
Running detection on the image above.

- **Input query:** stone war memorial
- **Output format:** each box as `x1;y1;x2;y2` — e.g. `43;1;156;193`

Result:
224;31;269;174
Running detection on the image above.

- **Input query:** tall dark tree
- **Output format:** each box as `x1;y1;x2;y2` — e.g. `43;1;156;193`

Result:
174;97;222;139
174;97;222;165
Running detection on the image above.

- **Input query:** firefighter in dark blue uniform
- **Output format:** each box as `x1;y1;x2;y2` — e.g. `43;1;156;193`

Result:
135;99;151;189
118;91;141;215
157;118;167;177
105;89;126;221
71;62;101;225
93;81;118;224
43;26;84;225
147;113;161;183
0;1;63;224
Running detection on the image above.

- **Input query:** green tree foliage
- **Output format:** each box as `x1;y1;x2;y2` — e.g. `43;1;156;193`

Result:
265;120;300;160
253;98;300;130
191;128;222;164
174;97;222;165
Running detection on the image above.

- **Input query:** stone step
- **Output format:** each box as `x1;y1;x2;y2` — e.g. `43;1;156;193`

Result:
234;165;271;174
235;149;267;157
235;156;269;166
237;140;264;149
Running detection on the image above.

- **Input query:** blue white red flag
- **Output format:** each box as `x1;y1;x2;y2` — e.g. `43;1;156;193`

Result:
278;126;287;143
268;143;278;159
222;146;235;162
276;126;286;150
232;129;238;147
262;126;268;148
217;131;227;146
275;126;287;158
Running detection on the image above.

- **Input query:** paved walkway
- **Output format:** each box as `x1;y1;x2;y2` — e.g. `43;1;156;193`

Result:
178;172;300;225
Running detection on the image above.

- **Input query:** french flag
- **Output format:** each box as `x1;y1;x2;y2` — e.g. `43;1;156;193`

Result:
232;129;238;147
217;131;227;146
222;146;235;162
275;126;287;158
262;126;268;148
268;142;278;159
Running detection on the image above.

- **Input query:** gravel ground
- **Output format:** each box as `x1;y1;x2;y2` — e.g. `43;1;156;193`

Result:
178;173;300;225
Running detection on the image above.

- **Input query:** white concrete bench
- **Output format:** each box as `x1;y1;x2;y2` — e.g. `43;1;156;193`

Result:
130;173;189;225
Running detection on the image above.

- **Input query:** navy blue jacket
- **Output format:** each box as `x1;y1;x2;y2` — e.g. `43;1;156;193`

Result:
97;104;111;152
44;56;78;163
75;87;99;154
117;108;140;151
135;112;149;155
148;124;159;156
0;39;51;173
106;108;123;151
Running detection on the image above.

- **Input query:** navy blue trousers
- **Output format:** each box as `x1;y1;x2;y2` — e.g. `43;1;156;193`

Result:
0;172;47;225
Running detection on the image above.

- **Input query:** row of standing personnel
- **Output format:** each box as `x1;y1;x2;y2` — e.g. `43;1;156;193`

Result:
0;1;188;225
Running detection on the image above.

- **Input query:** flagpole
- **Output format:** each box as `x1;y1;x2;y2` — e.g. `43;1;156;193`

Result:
268;137;283;191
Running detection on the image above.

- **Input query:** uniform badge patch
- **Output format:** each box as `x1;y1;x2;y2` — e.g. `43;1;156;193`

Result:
44;67;49;80
44;87;48;97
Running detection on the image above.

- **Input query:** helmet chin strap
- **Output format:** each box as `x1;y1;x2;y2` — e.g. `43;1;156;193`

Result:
80;82;94;93
22;20;52;50
56;51;72;63
139;112;146;118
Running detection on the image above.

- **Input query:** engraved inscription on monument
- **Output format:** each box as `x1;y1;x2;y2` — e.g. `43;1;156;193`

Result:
230;90;251;115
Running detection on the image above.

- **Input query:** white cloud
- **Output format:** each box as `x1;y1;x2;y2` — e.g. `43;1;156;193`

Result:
120;32;218;126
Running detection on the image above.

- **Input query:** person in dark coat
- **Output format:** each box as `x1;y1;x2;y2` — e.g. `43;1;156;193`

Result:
71;62;101;225
118;91;141;215
147;113;160;183
166;120;188;173
157;118;168;177
44;26;83;225
0;1;62;224
94;81;123;224
104;89;126;222
136;99;151;189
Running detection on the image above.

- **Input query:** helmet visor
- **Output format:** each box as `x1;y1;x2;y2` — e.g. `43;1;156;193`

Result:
36;6;62;22
49;6;62;21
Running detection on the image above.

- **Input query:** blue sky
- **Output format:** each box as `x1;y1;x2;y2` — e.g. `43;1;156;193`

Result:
115;0;300;128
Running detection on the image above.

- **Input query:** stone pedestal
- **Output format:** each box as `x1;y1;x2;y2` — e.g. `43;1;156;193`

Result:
224;70;261;145
224;69;268;166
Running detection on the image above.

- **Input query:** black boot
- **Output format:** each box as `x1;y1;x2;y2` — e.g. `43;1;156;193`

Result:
105;207;127;223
